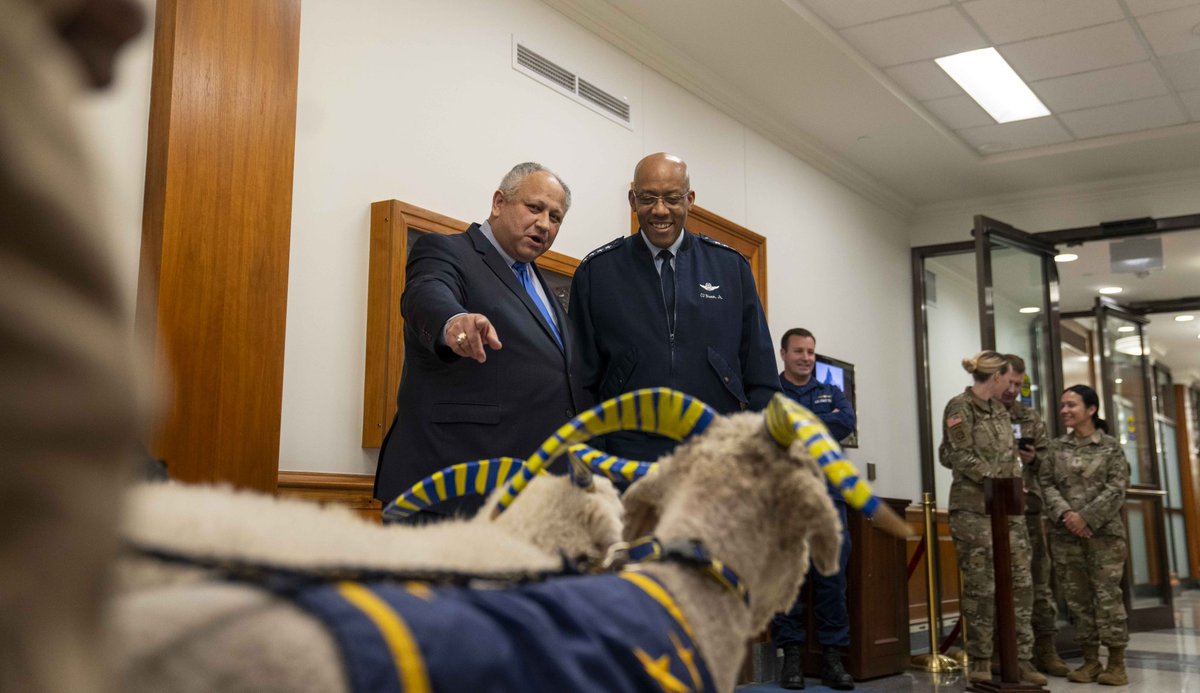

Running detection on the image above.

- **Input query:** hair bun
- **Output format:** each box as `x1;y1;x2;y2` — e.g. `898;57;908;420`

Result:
961;357;977;373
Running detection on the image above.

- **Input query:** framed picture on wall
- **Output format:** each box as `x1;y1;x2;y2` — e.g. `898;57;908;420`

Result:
814;352;858;448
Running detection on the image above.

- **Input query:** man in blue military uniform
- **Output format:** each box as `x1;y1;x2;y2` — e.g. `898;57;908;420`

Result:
772;327;856;690
568;152;778;461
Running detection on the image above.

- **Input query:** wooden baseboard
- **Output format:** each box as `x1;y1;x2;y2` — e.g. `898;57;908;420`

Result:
277;471;381;523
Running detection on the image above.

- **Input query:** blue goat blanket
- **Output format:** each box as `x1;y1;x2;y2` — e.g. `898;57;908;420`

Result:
288;571;715;692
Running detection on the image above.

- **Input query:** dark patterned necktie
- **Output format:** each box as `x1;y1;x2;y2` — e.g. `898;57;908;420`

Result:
658;249;675;332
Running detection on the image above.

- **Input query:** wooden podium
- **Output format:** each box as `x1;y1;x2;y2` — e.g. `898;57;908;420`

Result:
797;497;913;679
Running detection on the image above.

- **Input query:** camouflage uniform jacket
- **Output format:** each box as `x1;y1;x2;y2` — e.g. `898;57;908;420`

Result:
1009;400;1049;513
1040;431;1130;538
939;387;1019;513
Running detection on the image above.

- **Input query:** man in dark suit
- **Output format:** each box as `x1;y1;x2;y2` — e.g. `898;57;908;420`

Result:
373;163;588;519
569;153;778;462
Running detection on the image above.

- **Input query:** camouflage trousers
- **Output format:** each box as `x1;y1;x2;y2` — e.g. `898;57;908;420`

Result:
1026;513;1057;638
1047;530;1129;648
950;510;1033;660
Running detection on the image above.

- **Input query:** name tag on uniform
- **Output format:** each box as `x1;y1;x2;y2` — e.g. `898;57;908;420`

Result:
815;394;833;405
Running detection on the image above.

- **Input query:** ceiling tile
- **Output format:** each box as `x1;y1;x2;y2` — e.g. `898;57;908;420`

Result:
999;21;1148;82
1162;50;1200;89
961;0;1124;45
956;117;1074;151
800;0;950;29
885;60;963;100
1059;95;1188;138
840;7;988;67
1123;0;1200;16
1137;5;1200;56
1031;62;1170;113
1178;89;1200;119
923;94;994;129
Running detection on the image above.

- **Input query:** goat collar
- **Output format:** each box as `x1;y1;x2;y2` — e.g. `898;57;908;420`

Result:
623;536;750;607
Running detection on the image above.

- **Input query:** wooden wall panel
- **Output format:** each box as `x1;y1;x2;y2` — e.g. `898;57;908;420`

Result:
277;471;381;523
138;0;302;491
1174;385;1200;580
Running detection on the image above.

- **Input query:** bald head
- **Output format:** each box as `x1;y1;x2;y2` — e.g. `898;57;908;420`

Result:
630;153;694;249
633;152;690;190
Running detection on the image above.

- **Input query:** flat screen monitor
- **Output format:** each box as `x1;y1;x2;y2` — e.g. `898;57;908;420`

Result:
814;353;857;448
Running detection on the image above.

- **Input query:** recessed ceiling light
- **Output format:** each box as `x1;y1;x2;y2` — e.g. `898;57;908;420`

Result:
935;47;1050;124
1115;378;1123;384
1019;306;1041;314
1115;336;1147;356
1054;253;1078;263
1117;325;1136;333
1099;286;1123;295
1176;315;1195;322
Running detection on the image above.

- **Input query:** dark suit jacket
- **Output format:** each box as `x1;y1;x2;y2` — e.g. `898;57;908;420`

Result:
373;225;588;515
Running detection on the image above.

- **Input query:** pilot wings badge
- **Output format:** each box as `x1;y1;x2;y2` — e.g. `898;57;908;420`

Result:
699;283;719;291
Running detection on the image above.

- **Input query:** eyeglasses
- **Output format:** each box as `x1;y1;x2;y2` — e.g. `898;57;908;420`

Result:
632;190;690;208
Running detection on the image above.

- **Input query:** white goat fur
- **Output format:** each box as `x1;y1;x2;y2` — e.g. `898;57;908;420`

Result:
114;412;842;693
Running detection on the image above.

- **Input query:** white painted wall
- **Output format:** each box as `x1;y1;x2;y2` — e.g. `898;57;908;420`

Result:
278;0;922;503
75;0;155;319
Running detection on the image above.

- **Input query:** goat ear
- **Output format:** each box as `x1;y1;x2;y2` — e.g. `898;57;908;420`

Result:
620;467;668;541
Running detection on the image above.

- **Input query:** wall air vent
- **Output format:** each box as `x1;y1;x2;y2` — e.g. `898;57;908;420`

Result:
578;78;630;121
512;38;632;130
515;44;576;93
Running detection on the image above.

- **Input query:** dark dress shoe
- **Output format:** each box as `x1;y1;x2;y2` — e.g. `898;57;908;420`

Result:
780;644;805;689
821;648;855;690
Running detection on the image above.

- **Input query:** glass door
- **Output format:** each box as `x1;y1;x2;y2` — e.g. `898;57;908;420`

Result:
1095;298;1175;628
973;216;1063;431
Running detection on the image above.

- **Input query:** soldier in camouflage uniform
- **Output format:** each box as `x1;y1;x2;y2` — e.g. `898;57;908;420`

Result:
1002;355;1069;677
938;352;1045;685
1040;384;1130;686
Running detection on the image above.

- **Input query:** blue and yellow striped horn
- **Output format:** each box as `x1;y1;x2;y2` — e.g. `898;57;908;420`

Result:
492;388;717;516
567;443;658;485
765;394;912;538
381;457;528;521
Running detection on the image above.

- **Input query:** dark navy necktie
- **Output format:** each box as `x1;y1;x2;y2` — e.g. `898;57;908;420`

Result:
658;249;675;332
513;262;562;348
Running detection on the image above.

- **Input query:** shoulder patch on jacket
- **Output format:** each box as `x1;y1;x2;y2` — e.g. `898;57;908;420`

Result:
697;234;738;254
580;237;625;265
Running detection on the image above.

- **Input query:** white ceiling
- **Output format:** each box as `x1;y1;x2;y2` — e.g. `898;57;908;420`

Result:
545;0;1200;210
544;0;1200;378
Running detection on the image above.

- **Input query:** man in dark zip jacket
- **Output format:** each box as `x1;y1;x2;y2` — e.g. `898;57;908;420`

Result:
568;153;778;462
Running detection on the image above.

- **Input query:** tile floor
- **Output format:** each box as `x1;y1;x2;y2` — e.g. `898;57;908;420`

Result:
739;589;1200;692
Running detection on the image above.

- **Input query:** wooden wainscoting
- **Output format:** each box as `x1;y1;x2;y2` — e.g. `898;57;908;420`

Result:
277;472;381;523
905;504;960;629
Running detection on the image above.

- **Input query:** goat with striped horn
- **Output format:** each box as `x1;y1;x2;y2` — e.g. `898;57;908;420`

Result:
112;389;911;692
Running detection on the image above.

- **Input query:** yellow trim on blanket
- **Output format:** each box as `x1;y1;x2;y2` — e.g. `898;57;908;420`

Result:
619;571;697;643
337;582;431;693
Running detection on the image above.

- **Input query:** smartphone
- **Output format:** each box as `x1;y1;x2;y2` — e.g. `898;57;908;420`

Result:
1017;436;1035;451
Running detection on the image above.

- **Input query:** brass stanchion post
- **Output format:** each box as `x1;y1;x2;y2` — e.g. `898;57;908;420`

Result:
912;492;961;672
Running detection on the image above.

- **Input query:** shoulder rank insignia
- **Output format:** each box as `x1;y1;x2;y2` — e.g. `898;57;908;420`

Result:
697;234;736;253
580;236;625;264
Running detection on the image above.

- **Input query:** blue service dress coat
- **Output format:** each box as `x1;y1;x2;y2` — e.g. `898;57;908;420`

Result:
373;224;589;515
568;231;779;460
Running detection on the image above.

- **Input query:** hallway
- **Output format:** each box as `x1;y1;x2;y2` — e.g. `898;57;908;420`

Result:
740;589;1200;692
